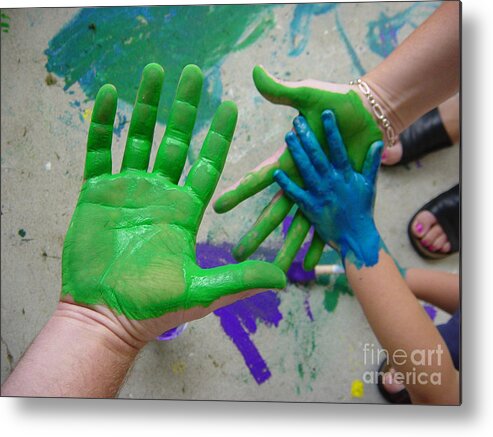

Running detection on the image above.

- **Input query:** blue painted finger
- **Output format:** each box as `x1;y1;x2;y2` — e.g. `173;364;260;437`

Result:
293;115;330;174
362;140;384;185
321;110;351;172
285;131;318;190
273;169;306;203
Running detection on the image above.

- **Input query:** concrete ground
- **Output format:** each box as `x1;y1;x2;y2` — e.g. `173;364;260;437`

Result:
1;2;458;403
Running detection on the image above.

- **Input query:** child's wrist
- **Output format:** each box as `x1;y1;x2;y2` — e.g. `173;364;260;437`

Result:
340;221;382;269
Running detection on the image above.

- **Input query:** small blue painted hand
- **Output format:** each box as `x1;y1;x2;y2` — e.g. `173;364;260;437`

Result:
273;110;384;268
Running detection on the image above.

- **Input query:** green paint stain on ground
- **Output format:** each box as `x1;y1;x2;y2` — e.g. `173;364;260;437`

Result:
282;301;318;394
297;363;304;379
1;12;10;33
45;5;276;145
323;289;339;313
18;229;26;237
323;271;354;313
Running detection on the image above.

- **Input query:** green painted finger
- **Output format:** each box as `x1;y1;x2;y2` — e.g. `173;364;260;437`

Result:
121;63;164;171
84;84;118;179
186;101;238;207
253;65;383;172
214;148;297;214
303;233;325;271
232;191;293;262
274;209;311;272
189;261;286;307
153;64;204;180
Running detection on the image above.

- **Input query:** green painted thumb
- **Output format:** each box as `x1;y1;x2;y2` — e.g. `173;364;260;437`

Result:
189;261;286;307
252;65;307;108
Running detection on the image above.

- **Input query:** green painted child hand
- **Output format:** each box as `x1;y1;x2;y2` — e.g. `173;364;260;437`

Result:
213;66;382;272
62;64;286;340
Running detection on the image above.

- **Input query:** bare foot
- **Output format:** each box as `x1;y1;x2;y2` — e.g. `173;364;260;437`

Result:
411;210;452;254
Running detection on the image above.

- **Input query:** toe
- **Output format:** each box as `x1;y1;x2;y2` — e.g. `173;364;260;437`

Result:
381;141;403;166
441;242;452;253
430;233;448;252
411;210;437;239
420;224;443;248
382;369;406;394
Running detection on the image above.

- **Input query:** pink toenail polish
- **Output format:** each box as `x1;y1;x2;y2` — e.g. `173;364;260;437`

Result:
429;245;435;251
415;223;423;233
422;241;429;248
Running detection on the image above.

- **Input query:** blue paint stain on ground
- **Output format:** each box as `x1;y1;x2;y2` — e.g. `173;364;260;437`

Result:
289;3;337;56
114;112;127;137
367;2;440;58
335;8;367;76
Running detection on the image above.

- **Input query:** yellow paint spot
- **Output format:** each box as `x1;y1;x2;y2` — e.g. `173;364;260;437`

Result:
171;361;186;375
351;379;364;398
82;108;92;121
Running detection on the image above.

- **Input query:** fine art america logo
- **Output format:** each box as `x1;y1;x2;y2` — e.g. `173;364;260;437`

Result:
362;343;444;386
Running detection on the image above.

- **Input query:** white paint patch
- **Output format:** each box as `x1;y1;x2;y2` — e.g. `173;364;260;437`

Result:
44;161;51;171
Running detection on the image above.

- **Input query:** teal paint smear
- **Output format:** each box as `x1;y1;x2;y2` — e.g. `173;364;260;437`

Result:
335;9;366;76
289;3;337;56
367;2;441;59
45;5;276;147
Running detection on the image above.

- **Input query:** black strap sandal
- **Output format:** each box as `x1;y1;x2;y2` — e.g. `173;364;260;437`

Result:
399;108;454;165
408;184;460;259
377;359;411;404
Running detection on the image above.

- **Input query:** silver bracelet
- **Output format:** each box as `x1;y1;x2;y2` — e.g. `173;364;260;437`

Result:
349;78;397;148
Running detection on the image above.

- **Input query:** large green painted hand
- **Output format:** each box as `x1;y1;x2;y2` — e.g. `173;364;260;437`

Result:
213;66;383;272
62;63;286;331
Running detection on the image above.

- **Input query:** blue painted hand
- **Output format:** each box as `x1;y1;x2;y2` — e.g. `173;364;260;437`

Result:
273;110;384;268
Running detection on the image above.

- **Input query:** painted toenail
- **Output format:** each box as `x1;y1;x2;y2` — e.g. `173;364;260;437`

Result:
429;245;435;251
415;222;423;233
422;241;429;247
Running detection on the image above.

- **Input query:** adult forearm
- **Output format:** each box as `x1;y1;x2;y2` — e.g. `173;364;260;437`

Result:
1;302;142;398
363;2;460;134
345;249;459;404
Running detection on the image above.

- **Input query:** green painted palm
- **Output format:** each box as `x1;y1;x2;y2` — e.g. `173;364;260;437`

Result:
62;63;286;322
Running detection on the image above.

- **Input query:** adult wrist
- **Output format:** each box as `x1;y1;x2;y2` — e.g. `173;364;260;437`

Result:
54;301;146;355
356;73;406;138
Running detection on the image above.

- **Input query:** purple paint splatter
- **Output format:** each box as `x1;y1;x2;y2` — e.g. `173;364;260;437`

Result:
195;216;317;384
214;291;282;384
423;303;437;321
303;292;314;322
196;242;283;384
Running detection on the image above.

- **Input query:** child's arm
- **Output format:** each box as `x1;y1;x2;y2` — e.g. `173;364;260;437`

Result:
274;111;459;405
346;254;459;404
